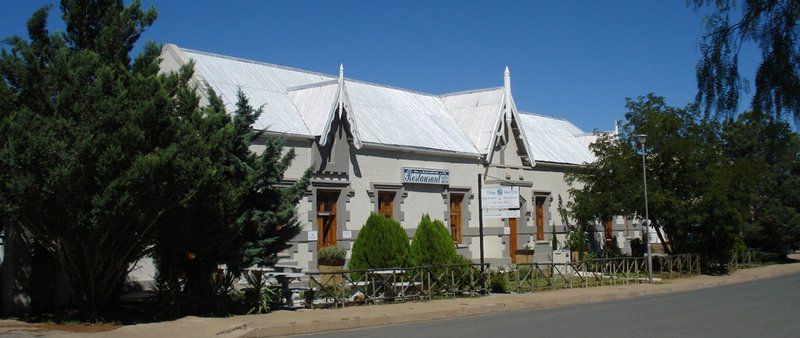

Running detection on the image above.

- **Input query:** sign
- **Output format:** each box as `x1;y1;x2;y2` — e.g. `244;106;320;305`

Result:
402;167;450;185
503;227;511;235
481;185;519;209
342;231;352;239
307;231;318;241
482;208;521;219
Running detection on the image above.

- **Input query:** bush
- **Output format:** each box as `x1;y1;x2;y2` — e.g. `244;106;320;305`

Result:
318;246;346;261
409;214;459;266
489;272;510;293
348;213;410;274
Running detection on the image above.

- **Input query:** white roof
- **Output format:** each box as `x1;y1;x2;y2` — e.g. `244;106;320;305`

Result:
440;88;506;155
164;44;597;163
518;112;596;165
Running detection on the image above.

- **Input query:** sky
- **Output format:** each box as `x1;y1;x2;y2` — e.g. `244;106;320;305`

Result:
0;1;761;132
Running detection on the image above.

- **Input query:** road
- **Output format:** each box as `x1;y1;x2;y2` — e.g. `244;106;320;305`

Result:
302;273;800;338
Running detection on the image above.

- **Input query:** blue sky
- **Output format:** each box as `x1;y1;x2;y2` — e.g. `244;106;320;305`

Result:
1;1;760;132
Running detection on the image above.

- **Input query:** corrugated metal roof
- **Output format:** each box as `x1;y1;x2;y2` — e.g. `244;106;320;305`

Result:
346;81;478;154
440;88;506;155
518;112;596;165
181;48;331;136
170;45;597;163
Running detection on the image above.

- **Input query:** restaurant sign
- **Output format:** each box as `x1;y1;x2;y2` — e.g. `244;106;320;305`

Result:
402;167;450;185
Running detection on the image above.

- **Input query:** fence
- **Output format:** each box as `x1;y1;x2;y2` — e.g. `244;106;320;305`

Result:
305;263;490;308
729;249;756;269
510;254;701;293
303;254;701;309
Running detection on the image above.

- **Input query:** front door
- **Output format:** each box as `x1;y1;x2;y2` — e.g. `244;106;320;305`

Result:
316;190;339;250
509;218;518;263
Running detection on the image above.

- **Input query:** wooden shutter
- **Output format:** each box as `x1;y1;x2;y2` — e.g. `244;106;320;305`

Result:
535;196;546;241
449;193;463;243
316;190;339;250
378;191;395;219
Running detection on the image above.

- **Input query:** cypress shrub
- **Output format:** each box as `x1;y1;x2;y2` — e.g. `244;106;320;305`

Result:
348;213;410;275
409;214;459;266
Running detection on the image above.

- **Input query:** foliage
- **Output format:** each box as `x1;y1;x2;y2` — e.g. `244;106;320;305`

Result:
318;245;347;261
721;111;800;255
566;94;742;266
409;214;459;266
348;213;410;274
692;0;800;121
0;1;310;318
489;272;510;293
0;0;177;318
243;271;277;315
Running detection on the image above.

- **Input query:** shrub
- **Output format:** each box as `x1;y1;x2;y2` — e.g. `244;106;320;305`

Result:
409;214;459;266
318;246;346;261
489;272;510;293
348;213;410;273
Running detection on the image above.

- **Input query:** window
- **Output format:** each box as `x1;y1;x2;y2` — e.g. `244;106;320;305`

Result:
534;196;547;241
378;191;395;219
449;193;464;243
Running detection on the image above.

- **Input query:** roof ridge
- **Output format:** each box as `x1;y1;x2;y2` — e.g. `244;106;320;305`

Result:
439;86;504;97
179;46;442;98
179;46;337;80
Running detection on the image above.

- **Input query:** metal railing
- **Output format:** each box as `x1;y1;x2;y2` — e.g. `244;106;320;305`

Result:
305;263;490;308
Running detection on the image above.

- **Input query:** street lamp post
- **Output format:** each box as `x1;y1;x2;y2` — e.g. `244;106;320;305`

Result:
636;134;654;284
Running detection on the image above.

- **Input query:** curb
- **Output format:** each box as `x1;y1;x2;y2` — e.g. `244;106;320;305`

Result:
233;262;800;337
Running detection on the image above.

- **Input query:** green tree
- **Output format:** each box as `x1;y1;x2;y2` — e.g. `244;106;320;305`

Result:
692;0;800;121
348;214;410;274
0;1;175;318
409;214;458;266
567;94;743;266
152;88;311;314
721;111;800;256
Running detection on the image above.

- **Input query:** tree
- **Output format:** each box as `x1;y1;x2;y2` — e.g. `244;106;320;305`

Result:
567;94;743;266
409;214;458;266
152;89;311;314
348;214;410;274
0;1;311;318
692;0;800;121
721;111;800;255
0;1;176;318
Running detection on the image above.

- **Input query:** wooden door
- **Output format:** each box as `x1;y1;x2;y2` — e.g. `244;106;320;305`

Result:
535;196;545;241
378;191;395;219
509;218;518;263
316;190;339;250
604;219;613;247
449;193;463;243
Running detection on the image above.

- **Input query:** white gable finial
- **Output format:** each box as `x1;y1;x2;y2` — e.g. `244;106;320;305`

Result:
339;63;344;79
504;66;511;92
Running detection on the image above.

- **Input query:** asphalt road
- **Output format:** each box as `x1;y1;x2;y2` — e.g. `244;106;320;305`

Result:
301;273;800;338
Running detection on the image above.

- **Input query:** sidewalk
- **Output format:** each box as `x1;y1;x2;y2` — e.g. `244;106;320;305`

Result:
5;260;800;338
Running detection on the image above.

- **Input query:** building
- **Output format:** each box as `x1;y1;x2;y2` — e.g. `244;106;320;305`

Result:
157;44;637;272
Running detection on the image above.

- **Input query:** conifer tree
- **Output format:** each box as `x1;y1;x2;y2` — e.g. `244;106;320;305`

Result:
409;214;458;266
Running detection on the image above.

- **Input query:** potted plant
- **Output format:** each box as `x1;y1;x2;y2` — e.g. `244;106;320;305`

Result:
515;242;535;264
317;245;347;285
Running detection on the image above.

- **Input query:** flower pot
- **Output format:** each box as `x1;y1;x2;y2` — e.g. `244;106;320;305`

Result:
515;249;535;264
317;259;345;286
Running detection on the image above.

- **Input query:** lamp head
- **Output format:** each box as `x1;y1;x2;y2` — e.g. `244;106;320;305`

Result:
635;134;647;145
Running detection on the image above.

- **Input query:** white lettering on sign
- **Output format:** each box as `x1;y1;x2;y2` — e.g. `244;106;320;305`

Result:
482;209;521;219
342;231;352;239
481;185;519;209
401;167;450;185
307;231;318;241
